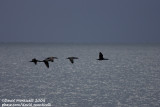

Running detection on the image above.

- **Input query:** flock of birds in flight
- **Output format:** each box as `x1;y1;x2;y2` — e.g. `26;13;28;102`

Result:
30;52;109;68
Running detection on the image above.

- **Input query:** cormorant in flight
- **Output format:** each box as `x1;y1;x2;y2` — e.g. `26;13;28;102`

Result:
66;57;78;64
30;58;40;65
30;58;50;68
97;52;109;60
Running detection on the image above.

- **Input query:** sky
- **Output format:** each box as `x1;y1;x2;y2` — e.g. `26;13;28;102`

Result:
0;0;160;43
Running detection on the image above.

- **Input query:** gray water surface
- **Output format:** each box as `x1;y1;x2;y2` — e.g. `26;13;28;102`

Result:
0;44;160;107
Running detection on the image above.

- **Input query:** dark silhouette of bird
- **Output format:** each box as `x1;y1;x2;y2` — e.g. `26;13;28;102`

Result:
66;57;78;64
97;52;109;60
45;57;58;62
29;58;40;65
30;58;49;68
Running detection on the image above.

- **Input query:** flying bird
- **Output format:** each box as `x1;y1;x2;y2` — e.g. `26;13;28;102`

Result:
45;57;58;62
66;57;78;64
30;58;40;65
97;52;109;60
30;58;49;68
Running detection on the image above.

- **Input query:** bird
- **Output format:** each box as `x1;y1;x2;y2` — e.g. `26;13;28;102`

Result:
97;52;109;60
45;57;58;62
66;57;78;64
29;58;40;65
30;58;49;68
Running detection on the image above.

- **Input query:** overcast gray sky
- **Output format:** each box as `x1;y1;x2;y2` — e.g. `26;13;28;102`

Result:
0;0;160;43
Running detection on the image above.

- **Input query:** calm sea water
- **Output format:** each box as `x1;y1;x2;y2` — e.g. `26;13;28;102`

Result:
0;43;160;107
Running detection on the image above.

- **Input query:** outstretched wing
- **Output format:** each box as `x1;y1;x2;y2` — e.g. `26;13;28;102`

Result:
69;59;74;64
99;52;104;59
73;57;78;59
44;61;49;68
34;61;37;65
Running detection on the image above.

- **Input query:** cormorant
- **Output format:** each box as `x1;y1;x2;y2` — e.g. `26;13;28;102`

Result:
66;57;78;64
29;58;40;65
97;52;109;60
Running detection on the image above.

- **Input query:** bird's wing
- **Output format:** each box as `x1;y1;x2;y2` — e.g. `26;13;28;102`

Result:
69;59;74;63
44;61;49;68
99;52;103;59
34;61;37;65
73;57;78;59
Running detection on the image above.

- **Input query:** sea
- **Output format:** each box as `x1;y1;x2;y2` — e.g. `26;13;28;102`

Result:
0;43;160;107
